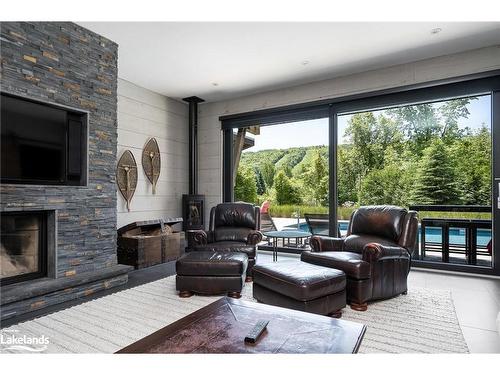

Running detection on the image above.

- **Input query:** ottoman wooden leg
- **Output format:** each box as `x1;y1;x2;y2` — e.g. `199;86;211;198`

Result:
179;291;194;298
330;309;343;319
227;291;242;299
350;302;368;311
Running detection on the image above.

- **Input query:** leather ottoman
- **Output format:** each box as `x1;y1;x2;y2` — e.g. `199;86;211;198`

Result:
252;261;346;317
188;242;256;279
176;251;248;298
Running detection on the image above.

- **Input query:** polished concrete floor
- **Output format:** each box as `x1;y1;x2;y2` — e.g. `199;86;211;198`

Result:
3;250;500;353
408;265;500;353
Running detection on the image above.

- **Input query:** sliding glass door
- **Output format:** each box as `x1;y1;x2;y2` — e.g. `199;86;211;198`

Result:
229;118;330;251
336;95;493;270
221;72;500;275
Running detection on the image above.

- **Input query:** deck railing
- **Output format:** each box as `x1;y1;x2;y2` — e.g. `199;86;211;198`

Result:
409;205;492;265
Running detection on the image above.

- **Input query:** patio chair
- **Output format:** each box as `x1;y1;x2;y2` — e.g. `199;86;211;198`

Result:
303;213;328;248
259;201;277;245
304;213;342;237
260;200;277;233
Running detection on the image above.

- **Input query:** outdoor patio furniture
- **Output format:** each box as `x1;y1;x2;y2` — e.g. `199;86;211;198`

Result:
252;260;347;317
175;251;248;298
263;230;312;261
302;205;418;311
304;213;330;236
260;200;278;245
186;202;262;279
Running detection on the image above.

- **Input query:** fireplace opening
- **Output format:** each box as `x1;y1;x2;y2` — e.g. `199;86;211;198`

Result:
182;194;205;231
0;211;47;286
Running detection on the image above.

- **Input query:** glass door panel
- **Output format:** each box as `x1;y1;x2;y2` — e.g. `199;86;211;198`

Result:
232;118;329;251
336;95;493;269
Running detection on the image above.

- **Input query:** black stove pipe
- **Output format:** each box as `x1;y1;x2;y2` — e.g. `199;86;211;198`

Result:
182;96;204;195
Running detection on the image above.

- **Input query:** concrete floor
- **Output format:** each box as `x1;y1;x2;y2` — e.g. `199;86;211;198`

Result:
409;266;500;353
3;250;500;353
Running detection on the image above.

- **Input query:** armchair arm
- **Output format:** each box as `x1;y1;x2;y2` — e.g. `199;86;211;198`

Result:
362;243;410;263
309;235;344;252
247;230;263;245
187;230;213;247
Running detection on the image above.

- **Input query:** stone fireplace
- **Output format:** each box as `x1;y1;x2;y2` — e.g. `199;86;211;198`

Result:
0;22;131;321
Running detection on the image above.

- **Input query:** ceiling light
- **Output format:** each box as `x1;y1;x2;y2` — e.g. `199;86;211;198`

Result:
301;60;309;66
430;28;442;35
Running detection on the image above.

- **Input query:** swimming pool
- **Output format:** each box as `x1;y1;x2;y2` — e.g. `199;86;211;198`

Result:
285;221;491;246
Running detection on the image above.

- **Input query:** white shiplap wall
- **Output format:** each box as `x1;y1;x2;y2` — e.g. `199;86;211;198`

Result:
116;79;188;228
197;45;500;224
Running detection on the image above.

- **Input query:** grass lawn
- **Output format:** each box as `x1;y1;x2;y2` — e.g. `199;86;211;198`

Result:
268;204;491;220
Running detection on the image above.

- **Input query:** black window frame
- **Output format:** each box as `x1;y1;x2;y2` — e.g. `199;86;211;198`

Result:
221;70;500;276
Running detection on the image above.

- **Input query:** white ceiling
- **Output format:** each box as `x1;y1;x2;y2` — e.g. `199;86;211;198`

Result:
79;22;500;102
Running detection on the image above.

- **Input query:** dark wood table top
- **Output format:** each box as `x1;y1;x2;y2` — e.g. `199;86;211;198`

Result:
116;297;366;354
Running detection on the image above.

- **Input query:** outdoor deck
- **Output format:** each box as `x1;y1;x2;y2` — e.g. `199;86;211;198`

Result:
260;217;493;268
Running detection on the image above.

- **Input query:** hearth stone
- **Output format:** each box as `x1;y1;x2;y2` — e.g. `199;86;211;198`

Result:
0;265;130;320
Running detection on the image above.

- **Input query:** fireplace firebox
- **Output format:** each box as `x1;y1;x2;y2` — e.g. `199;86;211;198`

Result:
0;211;47;285
182;194;205;231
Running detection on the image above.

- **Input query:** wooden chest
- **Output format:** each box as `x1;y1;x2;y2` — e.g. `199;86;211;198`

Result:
117;218;185;269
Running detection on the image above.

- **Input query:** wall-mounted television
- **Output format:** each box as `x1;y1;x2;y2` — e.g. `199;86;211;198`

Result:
1;93;87;186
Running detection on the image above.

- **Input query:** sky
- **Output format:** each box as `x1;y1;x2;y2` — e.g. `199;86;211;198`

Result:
243;95;491;152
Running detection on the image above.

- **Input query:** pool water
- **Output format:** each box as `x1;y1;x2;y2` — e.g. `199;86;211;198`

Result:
285;221;491;246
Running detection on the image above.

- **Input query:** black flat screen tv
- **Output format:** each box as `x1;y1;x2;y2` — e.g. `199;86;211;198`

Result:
1;93;87;185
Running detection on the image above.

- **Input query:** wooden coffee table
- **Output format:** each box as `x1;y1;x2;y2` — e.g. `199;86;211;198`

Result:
116;297;366;354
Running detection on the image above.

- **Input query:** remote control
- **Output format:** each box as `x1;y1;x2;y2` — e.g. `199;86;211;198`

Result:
244;320;269;344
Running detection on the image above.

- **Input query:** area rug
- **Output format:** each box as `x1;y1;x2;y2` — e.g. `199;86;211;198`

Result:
0;276;468;354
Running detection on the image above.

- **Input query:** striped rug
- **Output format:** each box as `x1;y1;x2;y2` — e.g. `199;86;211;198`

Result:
0;276;468;354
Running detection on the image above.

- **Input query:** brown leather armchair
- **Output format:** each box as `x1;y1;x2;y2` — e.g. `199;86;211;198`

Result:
187;202;263;280
301;205;418;311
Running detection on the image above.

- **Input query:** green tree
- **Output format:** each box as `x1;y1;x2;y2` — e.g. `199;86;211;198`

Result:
275;148;307;172
411;139;460;205
387;98;473;155
387;103;438;154
280;164;293;178
274;170;302;205
342;113;405;202
358;162;412;206
234;165;257;203
438;98;470;143
301;150;329;206
255;168;266;195
344;112;379;172
345;113;404;171
261;161;276;188
337;145;359;205
453;126;491;205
